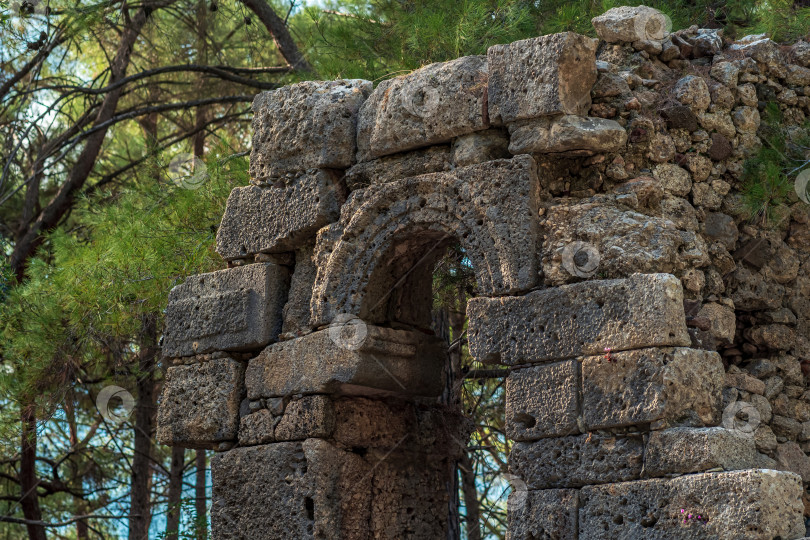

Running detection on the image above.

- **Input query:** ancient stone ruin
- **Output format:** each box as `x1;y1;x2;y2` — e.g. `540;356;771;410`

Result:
157;5;810;539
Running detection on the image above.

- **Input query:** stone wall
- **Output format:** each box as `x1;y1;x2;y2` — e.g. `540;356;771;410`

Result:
157;5;810;539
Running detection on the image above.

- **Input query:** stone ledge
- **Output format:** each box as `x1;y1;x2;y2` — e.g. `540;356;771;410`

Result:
245;326;446;398
162;263;289;358
468;273;690;365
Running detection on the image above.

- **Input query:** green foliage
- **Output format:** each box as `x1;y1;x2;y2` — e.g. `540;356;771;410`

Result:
741;102;810;226
0;145;246;410
300;0;537;81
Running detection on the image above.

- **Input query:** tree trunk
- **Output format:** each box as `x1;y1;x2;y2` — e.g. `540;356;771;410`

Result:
20;405;46;540
195;450;207;540
165;447;184;540
10;1;172;278
128;315;158;540
240;0;315;74
459;452;481;540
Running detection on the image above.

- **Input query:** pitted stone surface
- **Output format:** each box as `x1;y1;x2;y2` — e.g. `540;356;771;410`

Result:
281;243;317;336
506;360;580;441
250;80;371;179
488;32;597;124
212;439;454;539
507;489;578;540
468;273;691;365
508;115;627;155
644;427;757;477
582;347;724;429
540;197;708;286
211;440;372;539
311;156;541;327
162;263;289;357
356;56;488;162
216;170;346;259
579;470;805;539
591;6;670;44
343;146;452;191
156;357;244;448
510;434;644;489
245;326;446;398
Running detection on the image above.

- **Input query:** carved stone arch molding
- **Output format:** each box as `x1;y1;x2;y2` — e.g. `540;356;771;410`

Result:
310;155;541;328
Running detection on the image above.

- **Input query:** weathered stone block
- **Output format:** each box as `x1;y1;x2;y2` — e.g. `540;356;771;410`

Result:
157;357;244;448
162;263;289;358
280;243;317;337
488;32;597;124
506;360;579;441
211;440;372;539
644;427;757;477
468;273;690;365
212;438;454;539
237;408;276;446
216;170;345;259
343;145;452;191
591;6;670;44
311;156;541;326
245;326;446;398
508;115;627;155
540;197;708;286
451;129;510;167
510;434;644;489
507;489;578;540
250;80;372;179
582;347;724;430
276;395;336;441
579;470;805;539
356;55;488;161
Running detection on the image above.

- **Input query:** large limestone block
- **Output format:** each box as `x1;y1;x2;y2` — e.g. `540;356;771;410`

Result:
508;489;578;540
488;32;597;124
506;360;580;441
311;156;541;326
216;169;345;260
245;326;446;398
581;347;724;430
250;79;372;179
540;196;708;286
591;6;670;44
156;357;244;448
579;470;805;539
510;434;644;489
508;115;627;155
211;440;372;539
356;56;489;161
162;263;289;358
212;439;454;539
644;427;757;477
468;273;690;365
